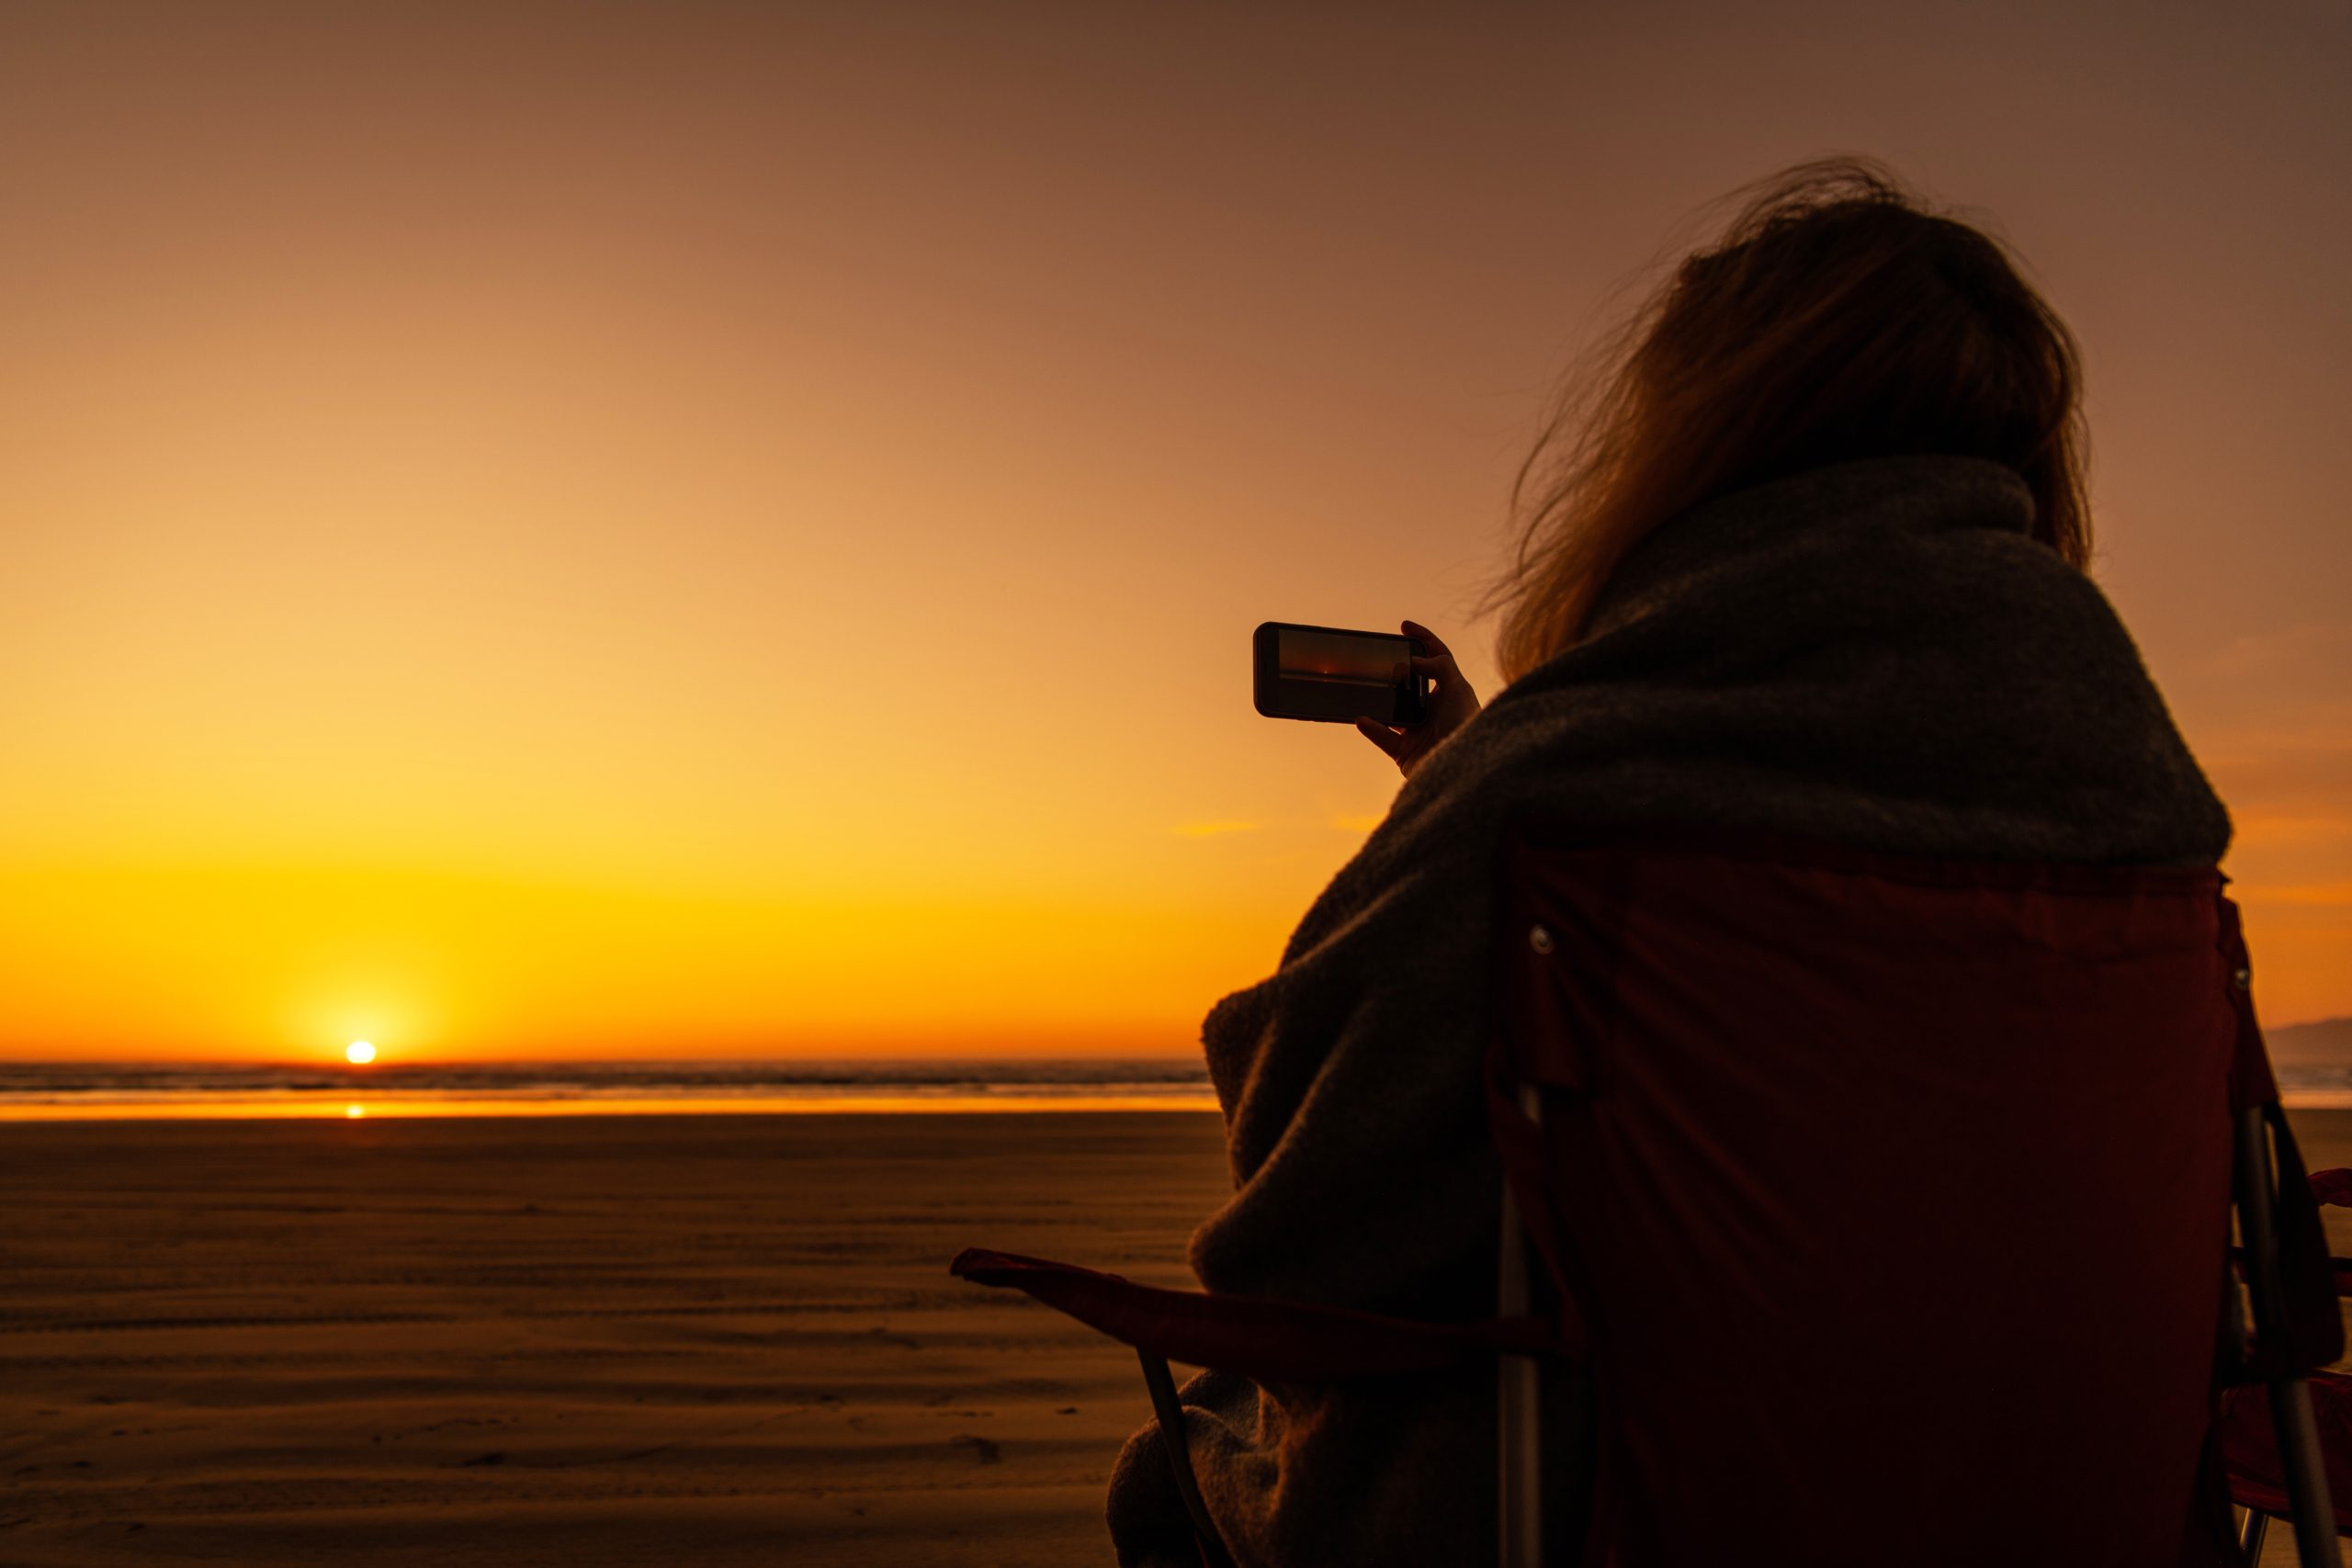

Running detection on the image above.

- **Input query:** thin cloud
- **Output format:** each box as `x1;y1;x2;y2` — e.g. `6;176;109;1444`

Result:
2232;812;2352;850
2210;624;2352;679
2234;882;2352;908
1172;820;1263;839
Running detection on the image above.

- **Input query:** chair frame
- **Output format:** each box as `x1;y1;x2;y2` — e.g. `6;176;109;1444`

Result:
2232;1103;2337;1564
1496;1082;1544;1568
1139;1346;1239;1568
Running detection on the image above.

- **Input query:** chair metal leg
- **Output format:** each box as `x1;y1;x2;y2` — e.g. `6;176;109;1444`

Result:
1138;1348;1238;1568
2239;1504;2270;1559
1498;1349;1543;1567
2235;1103;2338;1567
2267;1375;2335;1568
1498;1083;1544;1568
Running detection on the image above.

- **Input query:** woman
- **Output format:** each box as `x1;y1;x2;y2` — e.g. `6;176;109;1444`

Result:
1105;157;2230;1566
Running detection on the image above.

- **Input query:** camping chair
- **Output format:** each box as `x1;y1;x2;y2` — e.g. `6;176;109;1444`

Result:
954;824;2342;1565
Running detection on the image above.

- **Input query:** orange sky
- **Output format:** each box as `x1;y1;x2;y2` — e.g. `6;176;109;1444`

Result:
2;4;2346;1061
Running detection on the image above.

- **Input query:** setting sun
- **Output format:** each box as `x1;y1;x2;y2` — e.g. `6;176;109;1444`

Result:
345;1042;377;1066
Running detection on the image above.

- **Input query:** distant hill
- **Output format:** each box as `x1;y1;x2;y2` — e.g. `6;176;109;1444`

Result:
2267;1018;2352;1067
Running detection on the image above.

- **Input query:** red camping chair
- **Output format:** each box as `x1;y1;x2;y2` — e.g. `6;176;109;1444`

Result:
954;825;2342;1566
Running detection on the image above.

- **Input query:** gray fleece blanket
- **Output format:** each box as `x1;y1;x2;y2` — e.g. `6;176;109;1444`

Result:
1104;454;2231;1567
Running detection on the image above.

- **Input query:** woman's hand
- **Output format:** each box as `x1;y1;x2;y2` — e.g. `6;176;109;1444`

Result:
1356;620;1480;778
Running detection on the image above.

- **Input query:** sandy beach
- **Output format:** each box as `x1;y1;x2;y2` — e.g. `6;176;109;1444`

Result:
0;1112;1230;1566
5;1108;2349;1566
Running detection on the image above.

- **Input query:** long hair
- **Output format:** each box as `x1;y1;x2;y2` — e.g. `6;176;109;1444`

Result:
1489;157;2092;682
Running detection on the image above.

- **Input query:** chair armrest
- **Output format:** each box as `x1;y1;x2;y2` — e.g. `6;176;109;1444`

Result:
949;1247;1559;1383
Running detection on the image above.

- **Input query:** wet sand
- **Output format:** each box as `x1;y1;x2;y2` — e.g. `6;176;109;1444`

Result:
4;1109;2348;1566
0;1112;1230;1566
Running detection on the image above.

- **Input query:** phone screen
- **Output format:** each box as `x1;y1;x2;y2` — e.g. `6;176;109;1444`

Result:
1252;622;1426;727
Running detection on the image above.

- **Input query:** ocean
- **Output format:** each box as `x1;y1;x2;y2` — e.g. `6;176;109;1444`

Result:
0;1058;1221;1120
4;1057;2341;1120
2270;1066;2352;1111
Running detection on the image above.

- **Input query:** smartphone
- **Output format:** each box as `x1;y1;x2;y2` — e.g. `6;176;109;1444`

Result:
1252;621;1427;728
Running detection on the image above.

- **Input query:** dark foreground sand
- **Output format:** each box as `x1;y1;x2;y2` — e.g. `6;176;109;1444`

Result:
5;1110;2350;1567
0;1112;1230;1567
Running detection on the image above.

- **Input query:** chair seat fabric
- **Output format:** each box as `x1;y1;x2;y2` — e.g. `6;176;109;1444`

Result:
1491;828;2247;1565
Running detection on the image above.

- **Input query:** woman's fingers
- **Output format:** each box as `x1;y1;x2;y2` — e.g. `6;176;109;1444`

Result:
1404;624;1462;700
1409;653;1460;711
1400;618;1450;656
1355;716;1409;761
